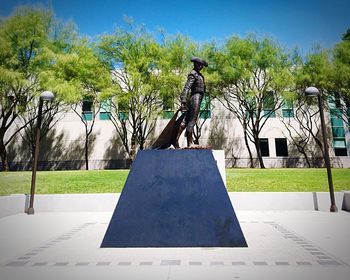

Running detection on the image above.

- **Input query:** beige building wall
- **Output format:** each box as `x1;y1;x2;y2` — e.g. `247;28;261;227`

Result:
5;99;350;170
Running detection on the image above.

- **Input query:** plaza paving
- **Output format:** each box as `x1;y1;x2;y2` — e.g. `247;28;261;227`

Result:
0;209;349;280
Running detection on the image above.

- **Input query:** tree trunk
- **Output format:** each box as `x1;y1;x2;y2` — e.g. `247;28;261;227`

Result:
298;148;311;168
254;136;265;169
139;136;145;150
130;134;137;161
243;129;254;168
0;139;9;171
85;136;89;170
314;138;326;167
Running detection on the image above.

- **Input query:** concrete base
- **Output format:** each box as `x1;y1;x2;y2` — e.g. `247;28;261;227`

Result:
101;149;246;247
228;192;316;211
2;191;350;218
0;194;26;218
342;191;350;211
314;192;345;211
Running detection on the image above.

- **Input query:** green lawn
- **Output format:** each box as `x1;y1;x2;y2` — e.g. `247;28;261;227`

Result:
0;170;128;196
0;168;349;196
226;168;350;192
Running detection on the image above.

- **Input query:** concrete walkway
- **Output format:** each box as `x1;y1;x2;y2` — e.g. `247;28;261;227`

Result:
1;210;349;280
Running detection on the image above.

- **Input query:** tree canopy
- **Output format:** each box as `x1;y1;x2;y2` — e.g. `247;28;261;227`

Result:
206;34;294;168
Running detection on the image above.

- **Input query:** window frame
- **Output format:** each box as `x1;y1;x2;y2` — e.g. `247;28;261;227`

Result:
259;138;270;157
275;138;288;157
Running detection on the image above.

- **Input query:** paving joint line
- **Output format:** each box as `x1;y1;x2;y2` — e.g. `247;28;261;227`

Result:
267;221;349;267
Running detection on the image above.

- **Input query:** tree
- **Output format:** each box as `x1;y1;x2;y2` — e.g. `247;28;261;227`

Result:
0;5;86;171
158;34;197;106
74;46;112;170
342;28;350;41
280;94;322;167
291;49;334;165
16;19;77;164
0;6;57;171
208;35;293;168
43;43;112;170
97;26;189;160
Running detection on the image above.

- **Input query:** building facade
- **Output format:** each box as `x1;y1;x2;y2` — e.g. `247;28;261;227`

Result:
5;92;350;170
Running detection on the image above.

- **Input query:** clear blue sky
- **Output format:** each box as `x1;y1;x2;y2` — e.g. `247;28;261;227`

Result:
1;0;349;53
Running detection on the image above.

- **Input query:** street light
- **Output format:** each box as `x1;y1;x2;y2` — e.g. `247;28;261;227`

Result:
27;91;54;215
304;86;337;212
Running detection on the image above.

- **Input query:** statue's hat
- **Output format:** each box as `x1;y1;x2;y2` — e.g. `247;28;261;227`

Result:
190;57;208;67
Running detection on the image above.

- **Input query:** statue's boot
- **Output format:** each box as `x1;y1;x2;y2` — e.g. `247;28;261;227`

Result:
186;131;194;148
174;125;185;149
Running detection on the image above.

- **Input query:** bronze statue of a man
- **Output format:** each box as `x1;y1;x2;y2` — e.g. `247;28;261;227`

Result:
175;57;208;148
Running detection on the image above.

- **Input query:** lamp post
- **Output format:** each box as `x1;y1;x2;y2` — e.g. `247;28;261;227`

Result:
27;91;54;215
305;86;337;212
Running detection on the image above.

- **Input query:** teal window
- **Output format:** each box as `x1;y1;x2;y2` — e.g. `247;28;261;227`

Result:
82;98;93;121
330;108;342;118
199;95;211;119
100;112;111;120
282;100;294;118
118;101;129;121
163;110;174;119
333;139;347;156
118;112;128;121
245;110;257;119
282;109;294;118
330;104;347;156
334;139;346;148
263;109;276;118
82;112;93;121
263;93;275;118
332;127;345;138
162;96;174;119
328;93;342;109
331;116;343;127
100;99;111;120
199;110;211;119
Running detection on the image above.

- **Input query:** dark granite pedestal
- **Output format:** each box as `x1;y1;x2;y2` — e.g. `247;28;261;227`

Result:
101;149;247;247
